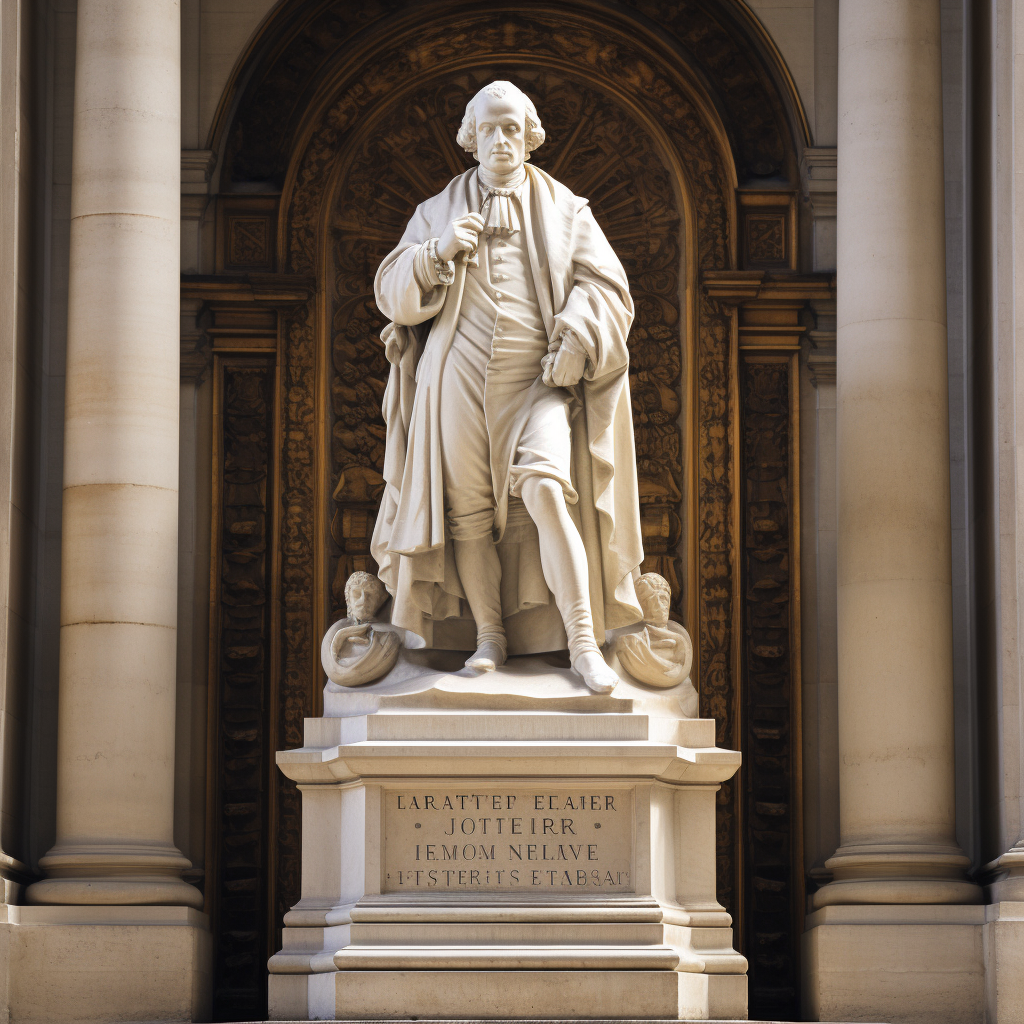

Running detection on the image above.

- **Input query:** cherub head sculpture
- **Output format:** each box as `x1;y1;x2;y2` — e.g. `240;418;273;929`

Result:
635;572;672;628
456;81;545;175
344;571;389;624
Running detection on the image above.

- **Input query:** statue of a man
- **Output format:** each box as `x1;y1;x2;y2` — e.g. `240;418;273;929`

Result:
371;80;644;693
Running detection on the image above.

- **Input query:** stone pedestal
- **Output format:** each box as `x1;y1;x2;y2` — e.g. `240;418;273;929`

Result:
802;905;985;1024
269;655;745;1020
1;906;211;1024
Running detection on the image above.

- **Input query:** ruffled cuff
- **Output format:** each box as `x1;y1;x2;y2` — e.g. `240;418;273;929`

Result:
413;238;454;294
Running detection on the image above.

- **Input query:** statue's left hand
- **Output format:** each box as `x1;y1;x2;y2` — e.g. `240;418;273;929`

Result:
543;341;587;388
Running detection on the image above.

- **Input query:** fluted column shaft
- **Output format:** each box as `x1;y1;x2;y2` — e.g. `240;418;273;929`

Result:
26;0;200;908
816;0;979;907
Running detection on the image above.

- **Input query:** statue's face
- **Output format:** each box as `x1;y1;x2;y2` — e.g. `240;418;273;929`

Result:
640;587;670;627
347;582;371;621
475;91;527;175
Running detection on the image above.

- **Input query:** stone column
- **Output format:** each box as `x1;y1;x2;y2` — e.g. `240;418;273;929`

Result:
26;0;200;909
815;0;978;908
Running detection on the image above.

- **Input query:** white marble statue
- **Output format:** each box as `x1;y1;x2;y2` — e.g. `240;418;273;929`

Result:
613;572;693;688
321;571;401;687
371;80;645;694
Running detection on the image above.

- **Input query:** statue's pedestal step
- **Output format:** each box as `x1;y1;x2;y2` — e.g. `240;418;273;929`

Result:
270;664;743;1021
274;970;746;1020
234;1019;882;1023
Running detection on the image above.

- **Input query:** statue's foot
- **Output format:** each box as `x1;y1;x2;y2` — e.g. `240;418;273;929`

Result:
572;650;620;694
466;639;507;672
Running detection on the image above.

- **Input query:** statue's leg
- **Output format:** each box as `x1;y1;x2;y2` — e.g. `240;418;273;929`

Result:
440;341;505;670
452;536;506;670
519;476;619;694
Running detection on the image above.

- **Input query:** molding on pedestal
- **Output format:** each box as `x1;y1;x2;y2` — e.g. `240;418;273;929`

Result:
270;693;746;1021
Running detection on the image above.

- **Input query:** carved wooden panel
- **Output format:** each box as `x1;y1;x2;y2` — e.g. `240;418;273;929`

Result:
739;193;796;271
209;360;275;1021
217;197;278;273
740;355;799;1020
224;1;792;192
747;215;787;265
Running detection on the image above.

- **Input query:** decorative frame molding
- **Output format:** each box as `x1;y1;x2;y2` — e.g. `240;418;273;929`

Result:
702;269;832;1016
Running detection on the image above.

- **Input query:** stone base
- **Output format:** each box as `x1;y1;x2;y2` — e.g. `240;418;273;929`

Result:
0;904;211;1024
270;970;746;1021
270;658;744;1021
802;904;985;1024
983;901;1024;1024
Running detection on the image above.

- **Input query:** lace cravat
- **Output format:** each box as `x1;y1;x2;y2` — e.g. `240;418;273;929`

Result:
478;166;525;237
480;186;521;237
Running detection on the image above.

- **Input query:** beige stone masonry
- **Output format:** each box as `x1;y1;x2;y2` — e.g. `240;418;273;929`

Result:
25;0;200;910
816;0;980;910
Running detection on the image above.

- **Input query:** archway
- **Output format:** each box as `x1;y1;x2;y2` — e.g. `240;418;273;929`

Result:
187;2;823;1018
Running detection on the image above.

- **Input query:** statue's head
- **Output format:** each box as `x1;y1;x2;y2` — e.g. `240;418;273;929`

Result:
344;571;388;623
457;81;545;175
635;573;672;628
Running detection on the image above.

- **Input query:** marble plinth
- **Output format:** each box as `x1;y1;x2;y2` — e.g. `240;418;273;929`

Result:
269;655;745;1021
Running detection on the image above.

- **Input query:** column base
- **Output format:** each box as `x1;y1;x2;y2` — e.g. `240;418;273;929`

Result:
25;875;204;908
25;843;204;908
813;843;982;908
1;905;211;1023
802;904;985;1024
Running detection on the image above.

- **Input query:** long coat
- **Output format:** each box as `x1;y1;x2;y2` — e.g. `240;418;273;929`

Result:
371;164;644;652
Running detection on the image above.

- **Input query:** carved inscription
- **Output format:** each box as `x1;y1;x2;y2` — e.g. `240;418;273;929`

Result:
383;789;634;892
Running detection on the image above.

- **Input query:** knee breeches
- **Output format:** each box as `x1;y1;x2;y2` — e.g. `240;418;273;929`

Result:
440;345;574;541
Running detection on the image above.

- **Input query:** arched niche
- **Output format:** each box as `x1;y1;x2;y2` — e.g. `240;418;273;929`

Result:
190;3;823;1019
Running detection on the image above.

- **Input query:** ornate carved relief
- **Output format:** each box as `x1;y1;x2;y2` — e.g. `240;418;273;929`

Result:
217;197;279;274
747;216;787;265
740;356;798;1019
224;2;792;192
229;219;270;267
697;291;740;913
275;300;318;931
210;362;274;1021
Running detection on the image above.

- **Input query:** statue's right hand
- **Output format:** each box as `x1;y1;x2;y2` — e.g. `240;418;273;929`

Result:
437;213;484;262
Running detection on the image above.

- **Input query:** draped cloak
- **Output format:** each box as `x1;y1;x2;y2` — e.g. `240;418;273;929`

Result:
371;164;644;652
